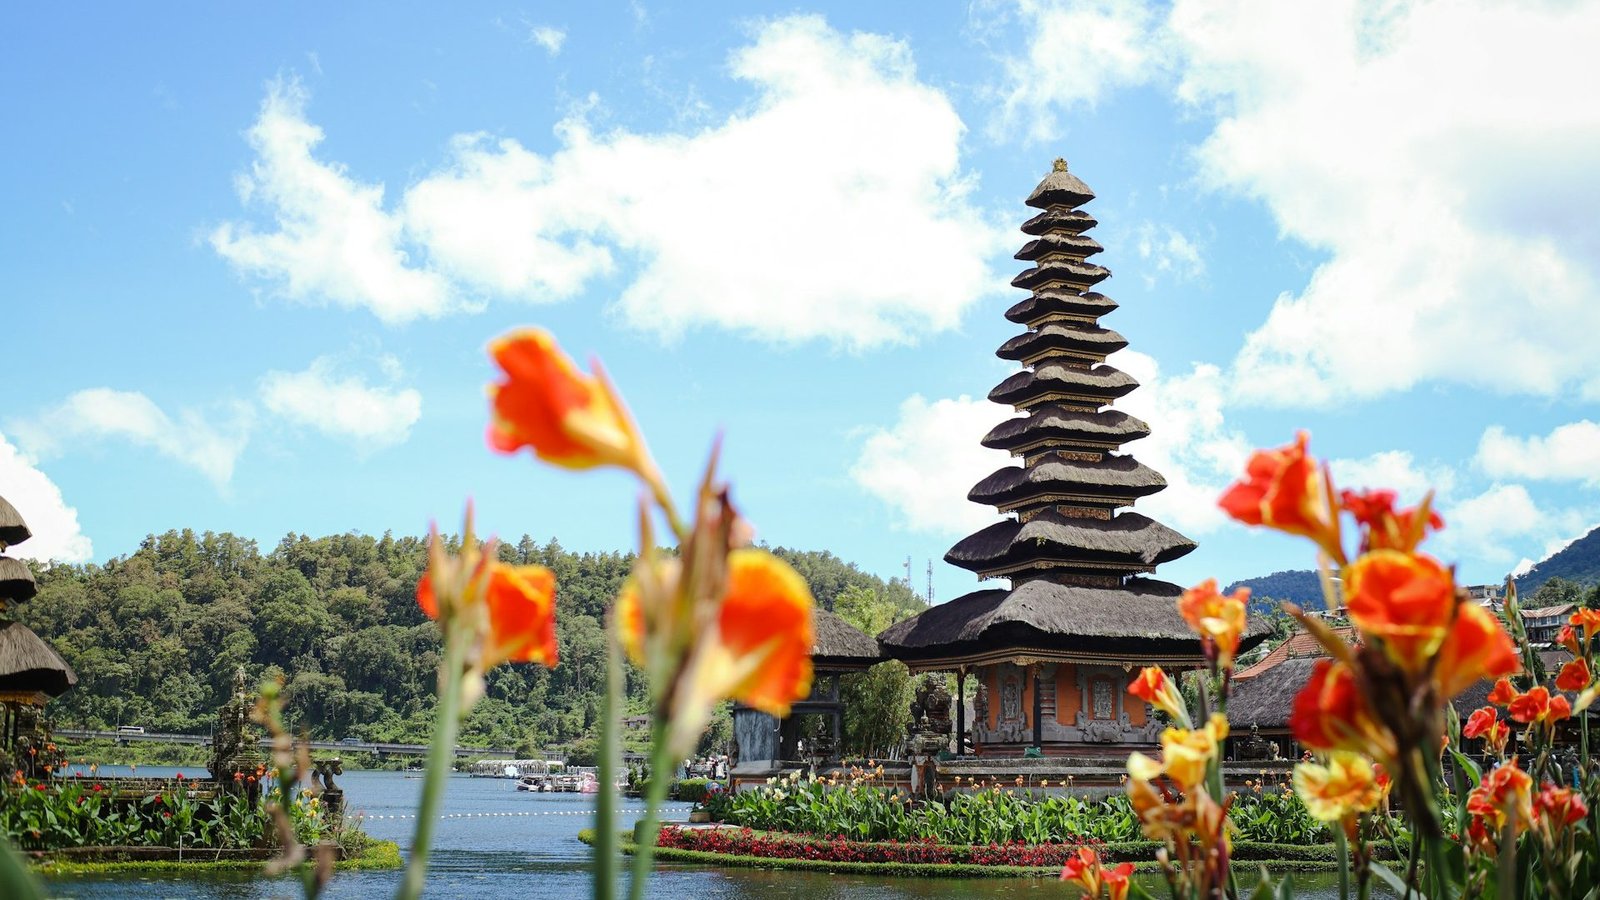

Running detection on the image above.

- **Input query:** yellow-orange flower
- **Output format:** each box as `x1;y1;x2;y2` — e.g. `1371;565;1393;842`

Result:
1059;847;1133;900
1129;714;1228;792
1570;608;1600;645
1466;759;1533;850
1289;660;1396;763
1218;431;1341;560
1292;752;1383;823
487;328;652;476
1178;580;1250;671
1127;666;1189;726
1344;550;1457;674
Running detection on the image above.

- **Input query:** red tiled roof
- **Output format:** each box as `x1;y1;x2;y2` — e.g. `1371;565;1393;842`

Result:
1234;626;1357;681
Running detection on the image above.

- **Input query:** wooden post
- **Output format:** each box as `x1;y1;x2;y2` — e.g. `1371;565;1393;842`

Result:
955;669;966;757
1031;666;1043;749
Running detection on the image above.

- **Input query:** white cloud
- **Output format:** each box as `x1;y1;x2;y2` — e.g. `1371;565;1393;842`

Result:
1328;450;1456;507
1477;421;1600;486
1111;350;1249;536
529;25;566;56
0;432;92;563
1437;484;1562;571
260;356;422;449
849;394;1008;534
216;17;1004;347
210;78;457;324
1158;0;1600;405
11;390;251;488
988;0;1162;142
1134;222;1205;287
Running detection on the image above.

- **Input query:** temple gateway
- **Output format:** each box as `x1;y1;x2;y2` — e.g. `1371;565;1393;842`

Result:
875;159;1263;757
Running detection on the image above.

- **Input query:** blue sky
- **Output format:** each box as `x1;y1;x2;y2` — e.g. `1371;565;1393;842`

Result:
5;1;1599;604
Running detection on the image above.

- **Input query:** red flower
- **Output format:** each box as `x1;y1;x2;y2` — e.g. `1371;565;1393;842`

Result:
1558;625;1582;656
175;772;184;780
1219;431;1341;560
1341;488;1443;553
1509;686;1570;726
1466;760;1533;849
34;784;45;792
1463;706;1509;756
1556;658;1591;693
1571;608;1600;645
1290;660;1395;762
1534;783;1588;832
1486;677;1517;707
1433;602;1521;699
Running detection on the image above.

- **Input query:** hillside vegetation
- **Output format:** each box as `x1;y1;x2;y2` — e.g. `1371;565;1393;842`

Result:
18;531;923;760
1515;526;1600;596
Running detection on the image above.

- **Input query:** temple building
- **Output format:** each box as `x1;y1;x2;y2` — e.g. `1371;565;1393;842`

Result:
0;494;77;778
878;159;1266;757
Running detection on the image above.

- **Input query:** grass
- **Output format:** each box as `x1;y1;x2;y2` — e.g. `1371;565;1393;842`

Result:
30;840;403;877
575;829;1343;878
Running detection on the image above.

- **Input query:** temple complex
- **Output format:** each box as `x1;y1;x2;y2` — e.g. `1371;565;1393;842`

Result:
878;159;1265;758
0;494;77;778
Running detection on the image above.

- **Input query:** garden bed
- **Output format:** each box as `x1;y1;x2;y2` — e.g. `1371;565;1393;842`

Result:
29;839;403;876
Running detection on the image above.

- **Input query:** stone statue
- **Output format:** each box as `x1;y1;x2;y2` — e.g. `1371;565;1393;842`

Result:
1000;677;1021;723
974;683;989;725
1235;724;1281;761
908;675;952;737
210;666;265;783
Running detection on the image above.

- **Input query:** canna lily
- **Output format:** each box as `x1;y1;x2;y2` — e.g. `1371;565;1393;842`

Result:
1059;847;1133;900
1290;659;1397;763
487;328;656;480
1486;677;1517;707
1343;549;1457;674
1534;783;1588;837
1340;488;1443;553
1507;685;1571;730
1292;751;1384;828
1128;714;1228;792
1462;706;1510;757
1556;657;1591;692
1177;579;1250;672
1572;607;1600;645
417;507;559;707
1558;624;1583;657
1432;602;1521;699
1218;431;1343;562
1466;759;1533;850
1128;666;1190;726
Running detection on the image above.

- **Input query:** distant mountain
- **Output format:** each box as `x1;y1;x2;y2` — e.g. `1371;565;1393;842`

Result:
1224;569;1325;613
1515;526;1600;596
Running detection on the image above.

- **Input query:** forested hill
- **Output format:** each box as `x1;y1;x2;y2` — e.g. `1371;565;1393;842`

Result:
1224;569;1323;612
1515;526;1600;596
16;530;924;757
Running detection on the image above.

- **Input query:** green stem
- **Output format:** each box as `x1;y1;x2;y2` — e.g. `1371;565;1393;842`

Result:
1334;826;1351;900
595;618;623;900
627;722;676;900
396;625;468;900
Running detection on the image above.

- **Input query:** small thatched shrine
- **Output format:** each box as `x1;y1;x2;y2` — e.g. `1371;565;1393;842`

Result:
733;608;880;770
878;160;1265;758
0;494;77;777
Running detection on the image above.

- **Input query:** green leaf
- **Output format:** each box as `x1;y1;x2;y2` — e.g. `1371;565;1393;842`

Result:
1370;859;1425;900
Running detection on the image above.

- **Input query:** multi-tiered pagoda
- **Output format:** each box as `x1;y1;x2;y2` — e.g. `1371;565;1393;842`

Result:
0;494;77;778
879;159;1261;758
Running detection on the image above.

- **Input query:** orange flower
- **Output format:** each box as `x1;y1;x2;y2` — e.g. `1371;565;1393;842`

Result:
1558;625;1582;656
1557;658;1591;693
1128;714;1229;793
1433;602;1521;699
1178;579;1250;671
1487;677;1517;706
1292;751;1384;823
1290;660;1396;762
1570;608;1600;645
1463;706;1510;756
1340;488;1443;553
1218;431;1341;560
1128;666;1190;726
1508;686;1570;727
487;328;653;477
1344;550;1456;674
619;548;814;755
1466;759;1533;849
1060;847;1133;900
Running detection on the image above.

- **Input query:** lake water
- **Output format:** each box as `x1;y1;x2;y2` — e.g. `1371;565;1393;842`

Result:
43;766;1380;898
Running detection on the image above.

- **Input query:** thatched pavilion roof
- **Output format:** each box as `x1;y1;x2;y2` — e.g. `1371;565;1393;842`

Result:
982;407;1149;453
1011;260;1111;293
0;557;38;604
1021;208;1096;236
0;496;30;549
0;620;76;698
1005;290;1119;325
946;511;1195;576
811;609;882;670
877;577;1268;666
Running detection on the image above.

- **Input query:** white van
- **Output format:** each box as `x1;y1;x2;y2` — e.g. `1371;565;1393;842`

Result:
117;725;146;735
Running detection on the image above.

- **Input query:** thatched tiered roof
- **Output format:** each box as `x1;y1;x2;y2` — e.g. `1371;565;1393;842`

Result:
0;621;76;698
811;609;882;670
0;496;30;549
877;158;1249;670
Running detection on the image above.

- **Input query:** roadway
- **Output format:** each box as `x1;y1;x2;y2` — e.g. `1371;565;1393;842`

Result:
53;729;516;758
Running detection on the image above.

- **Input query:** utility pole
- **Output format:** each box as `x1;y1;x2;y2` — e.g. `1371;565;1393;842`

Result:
926;559;934;606
904;556;912;592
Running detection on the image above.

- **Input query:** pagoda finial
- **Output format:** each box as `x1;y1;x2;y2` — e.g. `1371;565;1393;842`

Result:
1052;158;1068;173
